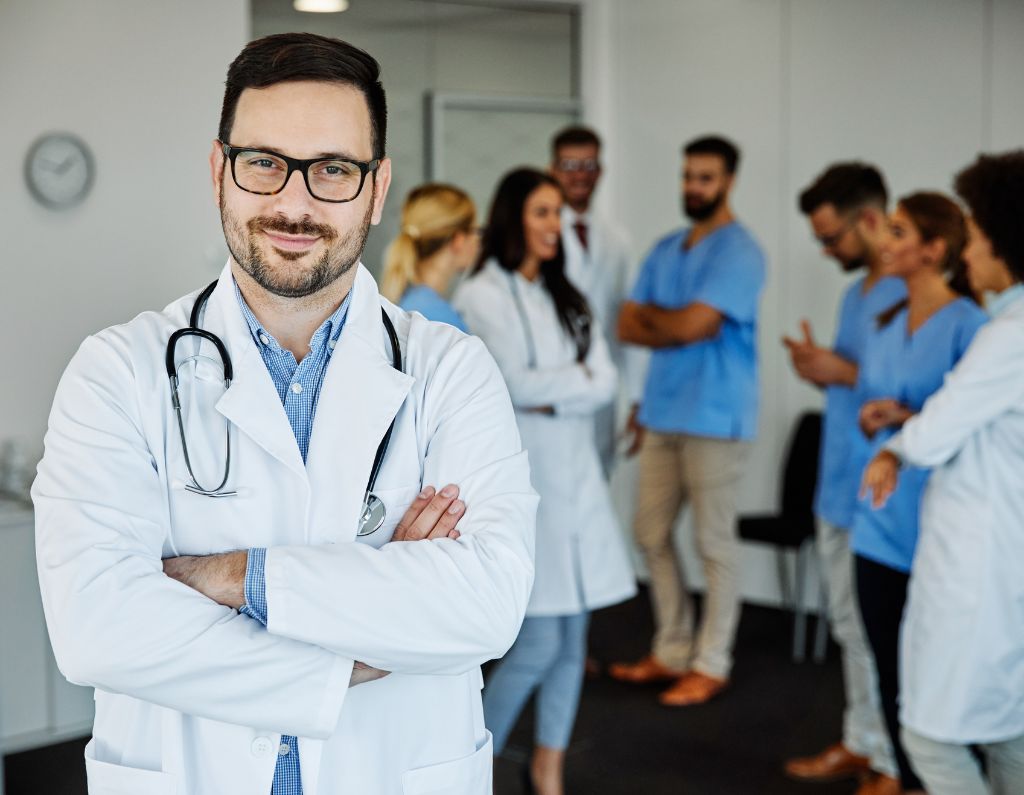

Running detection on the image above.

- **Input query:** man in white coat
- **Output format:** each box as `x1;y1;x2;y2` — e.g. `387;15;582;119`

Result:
550;126;644;475
33;32;536;795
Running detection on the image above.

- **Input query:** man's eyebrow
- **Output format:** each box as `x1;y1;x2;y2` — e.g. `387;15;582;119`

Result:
236;143;367;161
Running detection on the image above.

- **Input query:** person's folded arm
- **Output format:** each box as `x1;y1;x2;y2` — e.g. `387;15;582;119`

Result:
553;327;618;416
263;335;538;675
33;334;352;739
887;320;1024;467
630;302;724;346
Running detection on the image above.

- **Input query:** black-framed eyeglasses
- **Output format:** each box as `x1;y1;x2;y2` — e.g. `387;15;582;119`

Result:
816;218;855;249
220;141;381;203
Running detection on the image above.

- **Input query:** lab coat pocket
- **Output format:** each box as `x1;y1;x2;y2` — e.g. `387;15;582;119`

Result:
84;738;178;795
402;731;493;795
356;484;422;549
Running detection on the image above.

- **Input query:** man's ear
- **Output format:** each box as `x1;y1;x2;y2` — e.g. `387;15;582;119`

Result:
209;140;225;209
370;157;392;226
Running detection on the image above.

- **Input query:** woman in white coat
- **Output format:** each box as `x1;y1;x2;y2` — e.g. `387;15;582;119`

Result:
862;151;1024;794
454;168;636;795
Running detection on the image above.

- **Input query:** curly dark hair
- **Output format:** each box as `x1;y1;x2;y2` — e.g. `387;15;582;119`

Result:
954;150;1024;282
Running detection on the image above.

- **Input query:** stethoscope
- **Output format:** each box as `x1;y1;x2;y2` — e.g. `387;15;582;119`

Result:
165;279;403;537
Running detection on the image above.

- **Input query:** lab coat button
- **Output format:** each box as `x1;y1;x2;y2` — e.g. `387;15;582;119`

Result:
251;736;274;757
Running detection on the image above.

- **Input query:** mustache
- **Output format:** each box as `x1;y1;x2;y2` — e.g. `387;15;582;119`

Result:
248;215;338;241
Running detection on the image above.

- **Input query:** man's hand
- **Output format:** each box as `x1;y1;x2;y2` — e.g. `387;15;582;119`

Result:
391;484;466;542
782;320;857;387
860;450;901;509
163;551;247;609
622;404;646;457
350;660;390;688
350;482;470;686
859;398;913;438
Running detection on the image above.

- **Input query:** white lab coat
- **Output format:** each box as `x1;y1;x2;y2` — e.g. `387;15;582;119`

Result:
32;263;538;795
887;290;1024;744
453;260;637;616
561;207;647;471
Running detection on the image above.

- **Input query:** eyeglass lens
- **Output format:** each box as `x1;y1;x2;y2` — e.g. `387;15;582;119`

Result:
556;158;599;173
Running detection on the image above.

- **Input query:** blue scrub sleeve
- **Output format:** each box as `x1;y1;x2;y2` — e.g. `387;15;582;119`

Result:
628;249;658;304
240;546;269;626
690;242;764;322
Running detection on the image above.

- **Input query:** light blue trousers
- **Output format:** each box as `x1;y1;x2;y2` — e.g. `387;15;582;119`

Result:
483;612;590;754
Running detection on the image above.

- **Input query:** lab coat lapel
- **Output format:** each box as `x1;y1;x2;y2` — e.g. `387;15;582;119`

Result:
305;266;414;544
202;266;307;478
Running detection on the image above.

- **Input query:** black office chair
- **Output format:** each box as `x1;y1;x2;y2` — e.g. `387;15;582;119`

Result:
738;411;828;663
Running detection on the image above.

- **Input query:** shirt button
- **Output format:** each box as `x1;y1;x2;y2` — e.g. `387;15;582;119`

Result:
328;339;337;350
278;742;290;756
251;736;274;757
291;382;303;394
259;333;270;345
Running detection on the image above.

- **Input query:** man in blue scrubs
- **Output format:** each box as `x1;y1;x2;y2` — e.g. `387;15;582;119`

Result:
782;163;901;790
609;136;766;706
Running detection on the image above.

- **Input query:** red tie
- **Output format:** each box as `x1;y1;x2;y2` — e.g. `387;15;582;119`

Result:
574;221;589;251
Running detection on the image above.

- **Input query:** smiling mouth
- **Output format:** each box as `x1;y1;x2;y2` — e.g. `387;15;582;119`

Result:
263;231;320;252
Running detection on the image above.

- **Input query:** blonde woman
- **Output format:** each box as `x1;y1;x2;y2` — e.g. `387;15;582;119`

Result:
381;183;479;331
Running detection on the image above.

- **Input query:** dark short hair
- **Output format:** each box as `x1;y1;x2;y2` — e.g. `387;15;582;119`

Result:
954;150;1024;282
799;162;888;216
551;125;601;157
683;135;740;174
218;32;387;159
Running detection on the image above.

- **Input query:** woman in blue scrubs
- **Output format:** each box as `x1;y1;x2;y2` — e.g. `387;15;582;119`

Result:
852;192;987;794
380;183;479;331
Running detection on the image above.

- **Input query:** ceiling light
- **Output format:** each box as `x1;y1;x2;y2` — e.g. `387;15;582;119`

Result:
294;0;349;12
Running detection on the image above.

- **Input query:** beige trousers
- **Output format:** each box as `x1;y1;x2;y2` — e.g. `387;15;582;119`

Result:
633;431;750;679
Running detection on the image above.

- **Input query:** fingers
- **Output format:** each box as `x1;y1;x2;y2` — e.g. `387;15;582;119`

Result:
391;486;436;542
391;484;467;543
801;319;815;346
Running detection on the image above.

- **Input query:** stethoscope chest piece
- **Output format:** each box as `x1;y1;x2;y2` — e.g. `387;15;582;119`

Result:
358;492;387;537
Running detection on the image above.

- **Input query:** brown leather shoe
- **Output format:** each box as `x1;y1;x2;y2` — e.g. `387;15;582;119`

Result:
854;773;902;795
607;655;687;684
657;671;729;706
784;742;872;782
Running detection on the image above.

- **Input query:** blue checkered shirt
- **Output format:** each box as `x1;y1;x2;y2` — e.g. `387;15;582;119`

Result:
234;279;352;795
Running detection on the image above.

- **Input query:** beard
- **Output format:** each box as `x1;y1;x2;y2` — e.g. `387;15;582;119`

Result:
220;187;373;299
683;189;726;222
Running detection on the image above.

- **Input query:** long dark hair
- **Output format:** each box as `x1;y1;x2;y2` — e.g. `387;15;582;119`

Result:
877;191;977;327
474;168;592;362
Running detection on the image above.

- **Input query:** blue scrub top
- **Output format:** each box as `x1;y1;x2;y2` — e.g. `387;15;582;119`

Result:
631;222;766;440
815;275;907;529
850;297;987;572
399;284;468;333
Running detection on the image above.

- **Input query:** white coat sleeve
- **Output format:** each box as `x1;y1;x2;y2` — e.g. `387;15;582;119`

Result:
553;325;617;416
454;283;605;409
33;335;352;738
262;335;538;675
606;229;649;403
887;320;1024;467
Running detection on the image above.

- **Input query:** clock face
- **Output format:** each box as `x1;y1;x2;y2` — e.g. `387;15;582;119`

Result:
25;133;95;209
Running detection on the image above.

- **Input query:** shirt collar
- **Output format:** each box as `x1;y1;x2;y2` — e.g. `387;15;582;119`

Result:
233;278;352;355
986;283;1024;317
562;205;591;225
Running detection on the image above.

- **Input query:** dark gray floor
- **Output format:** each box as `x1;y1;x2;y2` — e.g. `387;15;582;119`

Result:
4;588;859;794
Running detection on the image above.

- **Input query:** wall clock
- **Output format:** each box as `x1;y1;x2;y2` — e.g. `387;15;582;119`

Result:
24;132;95;209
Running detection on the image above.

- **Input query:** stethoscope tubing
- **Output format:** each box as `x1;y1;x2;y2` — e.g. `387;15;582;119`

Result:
166;280;402;521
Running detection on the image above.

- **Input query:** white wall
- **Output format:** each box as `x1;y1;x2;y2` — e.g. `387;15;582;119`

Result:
0;0;250;459
584;0;1024;606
